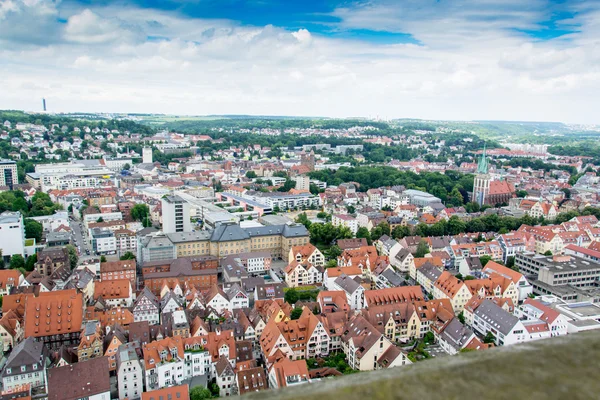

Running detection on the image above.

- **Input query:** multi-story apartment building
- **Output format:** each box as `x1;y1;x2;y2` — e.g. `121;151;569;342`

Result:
341;315;409;371
100;260;137;288
0;211;25;262
1;337;50;393
94;279;133;307
284;261;323;288
288;243;325;267
332;214;358;235
117;342;145;400
260;310;330;361
433;272;472;313
466;298;529;346
115;229;137;253
143;336;186;391
0;159;18;189
161;195;191;233
91;228;117;254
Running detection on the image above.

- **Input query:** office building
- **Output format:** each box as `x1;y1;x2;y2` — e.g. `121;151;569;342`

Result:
161;196;191;233
142;147;153;164
0;211;25;262
0;159;18;189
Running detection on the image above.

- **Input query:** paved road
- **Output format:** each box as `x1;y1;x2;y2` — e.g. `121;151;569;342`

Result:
69;216;92;257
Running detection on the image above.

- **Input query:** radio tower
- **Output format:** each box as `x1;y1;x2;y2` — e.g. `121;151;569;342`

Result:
42;98;47;112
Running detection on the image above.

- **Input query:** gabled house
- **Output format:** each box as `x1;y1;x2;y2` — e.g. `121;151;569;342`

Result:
466;298;529;346
94;279;133;308
0;309;24;351
284;261;323;288
329;275;365;310
1;337;50;393
268;357;310;389
215;356;238;396
341;315;409;371
288;244;325;267
133;287;160;325
482;261;533;301
433;272;472;313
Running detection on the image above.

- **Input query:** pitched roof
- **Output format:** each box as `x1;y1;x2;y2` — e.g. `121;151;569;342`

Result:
142;385;190;400
364;286;424;306
24;289;84;338
47;357;110;400
0;269;22;291
434;271;466;298
100;260;136;273
94;279;131;300
473;299;520;336
482;261;524;284
1;337;47;378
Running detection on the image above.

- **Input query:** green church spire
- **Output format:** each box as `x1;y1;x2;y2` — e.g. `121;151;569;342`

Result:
477;144;489;174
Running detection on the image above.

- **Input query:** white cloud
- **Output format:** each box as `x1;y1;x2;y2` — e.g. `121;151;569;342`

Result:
64;9;144;44
0;1;599;123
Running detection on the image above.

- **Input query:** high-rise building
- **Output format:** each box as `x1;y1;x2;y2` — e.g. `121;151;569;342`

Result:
0;211;25;263
0;159;18;189
142;147;153;164
161;195;191;233
294;175;310;191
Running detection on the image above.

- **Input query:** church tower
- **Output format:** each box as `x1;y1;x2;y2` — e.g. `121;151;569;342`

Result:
473;145;491;206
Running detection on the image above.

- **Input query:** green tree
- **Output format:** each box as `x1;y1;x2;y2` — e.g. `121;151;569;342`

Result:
25;253;37;271
209;382;220;397
391;225;410;239
97;217;104;223
190;386;212;400
446;216;467;235
479;255;492;267
100;255;107;262
245;171;257;179
516;190;528;198
483;332;496;344
291;307;303;320
415;240;430;258
123;163;131;171
24;219;43;242
544;250;553;256
356;227;372;245
284;288;299;305
371;222;391;241
325;259;338;269
9;254;25;270
120;252;136;260
458;311;465;324
295;213;311;229
309;183;321;195
506;256;516;270
130;204;150;222
277;179;295;192
66;245;79;269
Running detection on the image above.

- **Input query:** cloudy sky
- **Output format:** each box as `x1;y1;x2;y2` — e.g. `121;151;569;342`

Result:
1;0;599;123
